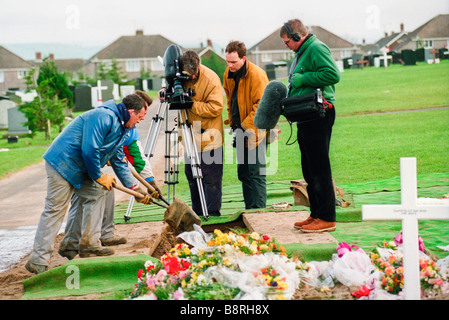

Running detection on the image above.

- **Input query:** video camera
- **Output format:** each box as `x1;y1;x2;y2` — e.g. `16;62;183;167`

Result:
160;44;195;110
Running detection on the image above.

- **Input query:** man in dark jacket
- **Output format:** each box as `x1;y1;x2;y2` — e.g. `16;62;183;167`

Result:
26;92;152;274
280;19;340;233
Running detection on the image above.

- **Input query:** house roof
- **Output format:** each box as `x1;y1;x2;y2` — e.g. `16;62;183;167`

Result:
90;31;180;61
0;46;32;69
395;14;449;51
249;25;354;52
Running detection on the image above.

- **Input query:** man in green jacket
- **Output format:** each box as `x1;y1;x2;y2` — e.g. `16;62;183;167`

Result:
280;19;341;233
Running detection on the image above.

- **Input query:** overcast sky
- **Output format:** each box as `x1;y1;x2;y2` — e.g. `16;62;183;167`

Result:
2;0;448;50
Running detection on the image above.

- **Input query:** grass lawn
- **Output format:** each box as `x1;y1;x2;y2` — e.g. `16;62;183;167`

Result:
0;61;448;184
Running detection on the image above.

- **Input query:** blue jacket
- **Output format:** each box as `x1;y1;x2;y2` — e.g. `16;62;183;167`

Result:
43;100;135;189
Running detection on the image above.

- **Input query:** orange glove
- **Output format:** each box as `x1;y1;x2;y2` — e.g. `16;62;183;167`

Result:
133;186;153;205
95;174;116;191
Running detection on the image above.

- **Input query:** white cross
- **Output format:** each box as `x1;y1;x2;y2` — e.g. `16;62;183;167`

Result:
96;80;108;103
362;157;449;300
379;47;391;68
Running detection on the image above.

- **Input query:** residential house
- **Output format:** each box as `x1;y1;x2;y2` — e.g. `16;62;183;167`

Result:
393;14;449;52
82;30;179;80
31;52;86;81
0;46;33;93
360;23;408;56
187;39;227;82
247;25;356;70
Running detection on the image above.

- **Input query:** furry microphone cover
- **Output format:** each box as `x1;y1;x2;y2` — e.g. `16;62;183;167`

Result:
254;80;287;129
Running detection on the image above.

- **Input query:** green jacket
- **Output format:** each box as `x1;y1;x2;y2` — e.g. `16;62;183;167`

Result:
288;35;340;104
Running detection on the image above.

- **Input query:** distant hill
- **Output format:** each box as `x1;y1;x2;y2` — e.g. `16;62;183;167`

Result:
1;42;106;60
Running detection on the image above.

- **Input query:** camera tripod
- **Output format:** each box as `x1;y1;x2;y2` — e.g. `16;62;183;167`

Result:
124;100;209;221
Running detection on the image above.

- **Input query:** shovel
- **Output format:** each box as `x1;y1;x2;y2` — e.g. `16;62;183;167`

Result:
114;183;202;232
128;166;170;206
113;184;168;209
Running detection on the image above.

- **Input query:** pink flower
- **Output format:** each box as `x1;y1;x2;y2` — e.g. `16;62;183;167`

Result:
336;242;365;258
395;231;425;252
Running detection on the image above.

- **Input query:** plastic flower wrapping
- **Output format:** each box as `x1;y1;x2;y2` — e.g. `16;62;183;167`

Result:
127;226;449;300
127;225;300;300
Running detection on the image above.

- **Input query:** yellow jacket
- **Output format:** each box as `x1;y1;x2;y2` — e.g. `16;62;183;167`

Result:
223;60;269;150
183;64;224;152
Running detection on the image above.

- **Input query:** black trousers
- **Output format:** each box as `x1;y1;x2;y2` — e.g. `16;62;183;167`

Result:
236;142;267;209
185;147;223;216
297;107;336;222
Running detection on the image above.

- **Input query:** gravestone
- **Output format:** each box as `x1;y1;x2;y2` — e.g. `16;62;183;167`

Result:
362;157;449;300
0;99;16;129
426;48;439;64
92;80;114;108
7;106;30;135
149;77;163;91
120;85;135;98
402;50;417;66
74;84;92;112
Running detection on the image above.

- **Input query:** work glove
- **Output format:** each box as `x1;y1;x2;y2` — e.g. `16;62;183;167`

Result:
148;180;163;200
291;73;304;88
133;186;153;205
95;174;116;191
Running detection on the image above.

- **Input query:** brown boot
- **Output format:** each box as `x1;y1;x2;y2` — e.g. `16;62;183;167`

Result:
301;219;336;233
79;247;114;258
294;216;315;229
101;236;127;246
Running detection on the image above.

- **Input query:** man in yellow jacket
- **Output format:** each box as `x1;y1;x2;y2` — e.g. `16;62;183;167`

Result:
223;41;269;209
180;50;224;216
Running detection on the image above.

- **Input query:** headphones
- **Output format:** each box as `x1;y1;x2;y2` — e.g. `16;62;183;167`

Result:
284;22;301;42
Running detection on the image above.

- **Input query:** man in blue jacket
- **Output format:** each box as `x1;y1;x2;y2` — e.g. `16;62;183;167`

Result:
26;92;151;275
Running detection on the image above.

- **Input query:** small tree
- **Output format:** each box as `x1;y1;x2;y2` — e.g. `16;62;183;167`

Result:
19;58;71;140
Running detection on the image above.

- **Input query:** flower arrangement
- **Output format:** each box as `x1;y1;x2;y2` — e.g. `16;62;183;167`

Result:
127;230;291;300
364;233;446;298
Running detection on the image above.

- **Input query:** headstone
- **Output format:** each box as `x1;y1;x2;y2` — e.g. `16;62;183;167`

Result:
414;48;425;62
378;47;391;68
112;83;120;100
149;77;163;91
439;48;448;60
0;99;16;129
7;106;31;135
15;90;37;103
92;80;114;108
73;84;92;112
426;48;439;64
335;61;344;73
402;50;417;66
350;54;363;69
120;85;135;98
362;157;449;300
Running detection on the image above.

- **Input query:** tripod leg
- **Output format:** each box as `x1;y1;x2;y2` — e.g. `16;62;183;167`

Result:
165;103;179;204
179;110;209;220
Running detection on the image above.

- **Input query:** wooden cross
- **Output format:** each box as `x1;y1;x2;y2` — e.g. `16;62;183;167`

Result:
362;157;449;300
96;80;108;103
429;47;439;64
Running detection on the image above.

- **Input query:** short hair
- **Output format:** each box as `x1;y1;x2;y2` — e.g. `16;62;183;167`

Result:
225;41;246;58
280;19;308;38
135;90;153;109
181;50;200;74
122;94;146;112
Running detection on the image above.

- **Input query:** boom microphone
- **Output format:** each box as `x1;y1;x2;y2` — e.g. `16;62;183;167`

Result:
254;80;287;130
